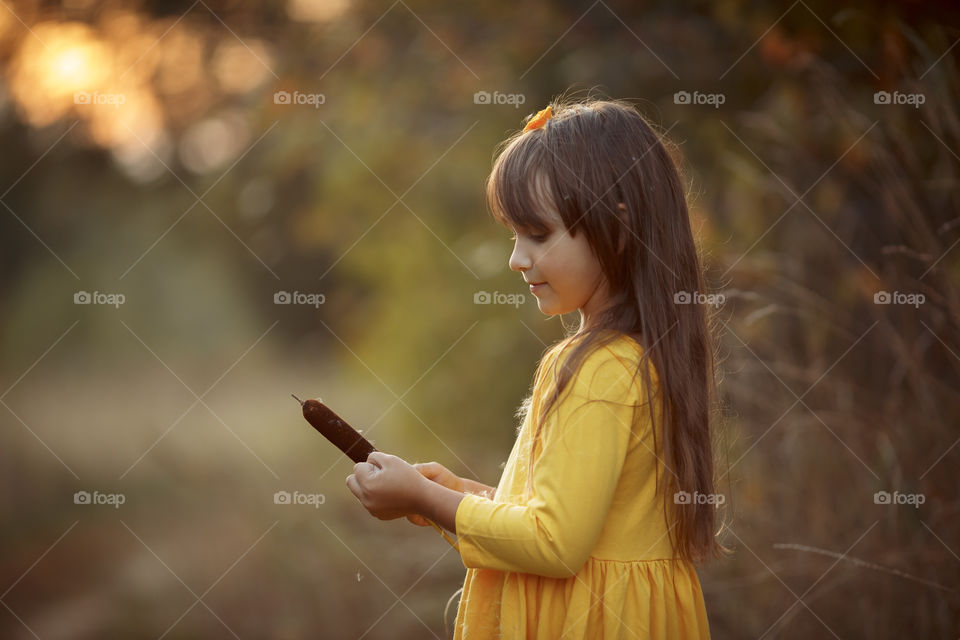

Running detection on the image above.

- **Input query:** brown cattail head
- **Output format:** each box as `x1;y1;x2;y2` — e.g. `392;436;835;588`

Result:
296;397;377;464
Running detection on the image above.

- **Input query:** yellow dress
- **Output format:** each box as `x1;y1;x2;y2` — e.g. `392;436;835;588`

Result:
453;333;711;639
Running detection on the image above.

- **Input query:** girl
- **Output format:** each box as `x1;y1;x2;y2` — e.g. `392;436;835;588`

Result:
346;97;726;639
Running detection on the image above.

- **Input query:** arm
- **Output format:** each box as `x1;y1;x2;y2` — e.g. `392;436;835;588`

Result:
454;348;643;578
461;478;496;499
404;463;495;530
416;478;494;531
417;481;466;534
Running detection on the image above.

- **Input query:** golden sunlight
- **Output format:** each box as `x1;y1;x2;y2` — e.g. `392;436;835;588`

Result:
9;21;113;126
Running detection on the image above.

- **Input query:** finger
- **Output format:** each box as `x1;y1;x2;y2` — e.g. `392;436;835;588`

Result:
354;461;375;478
345;474;358;497
406;514;431;527
365;452;384;468
412;463;430;477
415;462;439;478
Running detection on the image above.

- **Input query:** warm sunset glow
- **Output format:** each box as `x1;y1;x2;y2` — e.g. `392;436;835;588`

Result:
286;0;351;23
7;16;170;174
53;48;87;80
9;21;113;126
213;39;274;94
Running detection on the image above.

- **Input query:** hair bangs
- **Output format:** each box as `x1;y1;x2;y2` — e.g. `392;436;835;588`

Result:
486;133;557;235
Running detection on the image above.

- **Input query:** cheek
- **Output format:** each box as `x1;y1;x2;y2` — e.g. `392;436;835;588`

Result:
570;243;602;285
586;257;605;286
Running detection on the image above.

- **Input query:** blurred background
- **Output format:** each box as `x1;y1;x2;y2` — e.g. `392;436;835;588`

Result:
1;0;958;637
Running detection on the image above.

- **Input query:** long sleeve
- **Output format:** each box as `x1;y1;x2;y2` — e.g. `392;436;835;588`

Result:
456;344;646;579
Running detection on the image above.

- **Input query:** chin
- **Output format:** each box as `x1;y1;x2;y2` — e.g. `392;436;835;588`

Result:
537;302;570;316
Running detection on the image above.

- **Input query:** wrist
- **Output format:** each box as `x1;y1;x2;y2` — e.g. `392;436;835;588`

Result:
414;474;439;517
461;478;493;499
417;478;465;533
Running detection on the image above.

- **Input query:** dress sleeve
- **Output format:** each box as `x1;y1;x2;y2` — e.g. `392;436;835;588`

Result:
455;344;644;579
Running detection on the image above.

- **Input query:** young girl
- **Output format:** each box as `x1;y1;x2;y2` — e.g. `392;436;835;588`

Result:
346;97;725;639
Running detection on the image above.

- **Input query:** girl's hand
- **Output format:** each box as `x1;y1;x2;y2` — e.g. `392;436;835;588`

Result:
406;462;464;527
345;452;429;521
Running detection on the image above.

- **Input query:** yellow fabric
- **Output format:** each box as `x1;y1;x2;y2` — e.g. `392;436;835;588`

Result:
453;333;711;639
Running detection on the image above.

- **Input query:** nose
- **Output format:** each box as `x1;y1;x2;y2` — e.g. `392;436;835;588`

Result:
509;239;531;272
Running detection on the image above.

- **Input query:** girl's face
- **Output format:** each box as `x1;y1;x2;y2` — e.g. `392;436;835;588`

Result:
507;204;611;328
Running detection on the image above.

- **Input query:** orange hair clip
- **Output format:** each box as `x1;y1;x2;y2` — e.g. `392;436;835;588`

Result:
523;105;553;132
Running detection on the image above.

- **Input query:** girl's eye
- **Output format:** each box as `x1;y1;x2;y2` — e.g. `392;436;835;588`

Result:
509;232;550;242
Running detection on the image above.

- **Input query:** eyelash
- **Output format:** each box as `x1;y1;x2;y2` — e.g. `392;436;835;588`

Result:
510;233;549;243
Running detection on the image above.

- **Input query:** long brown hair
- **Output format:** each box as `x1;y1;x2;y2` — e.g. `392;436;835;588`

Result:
486;96;728;565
